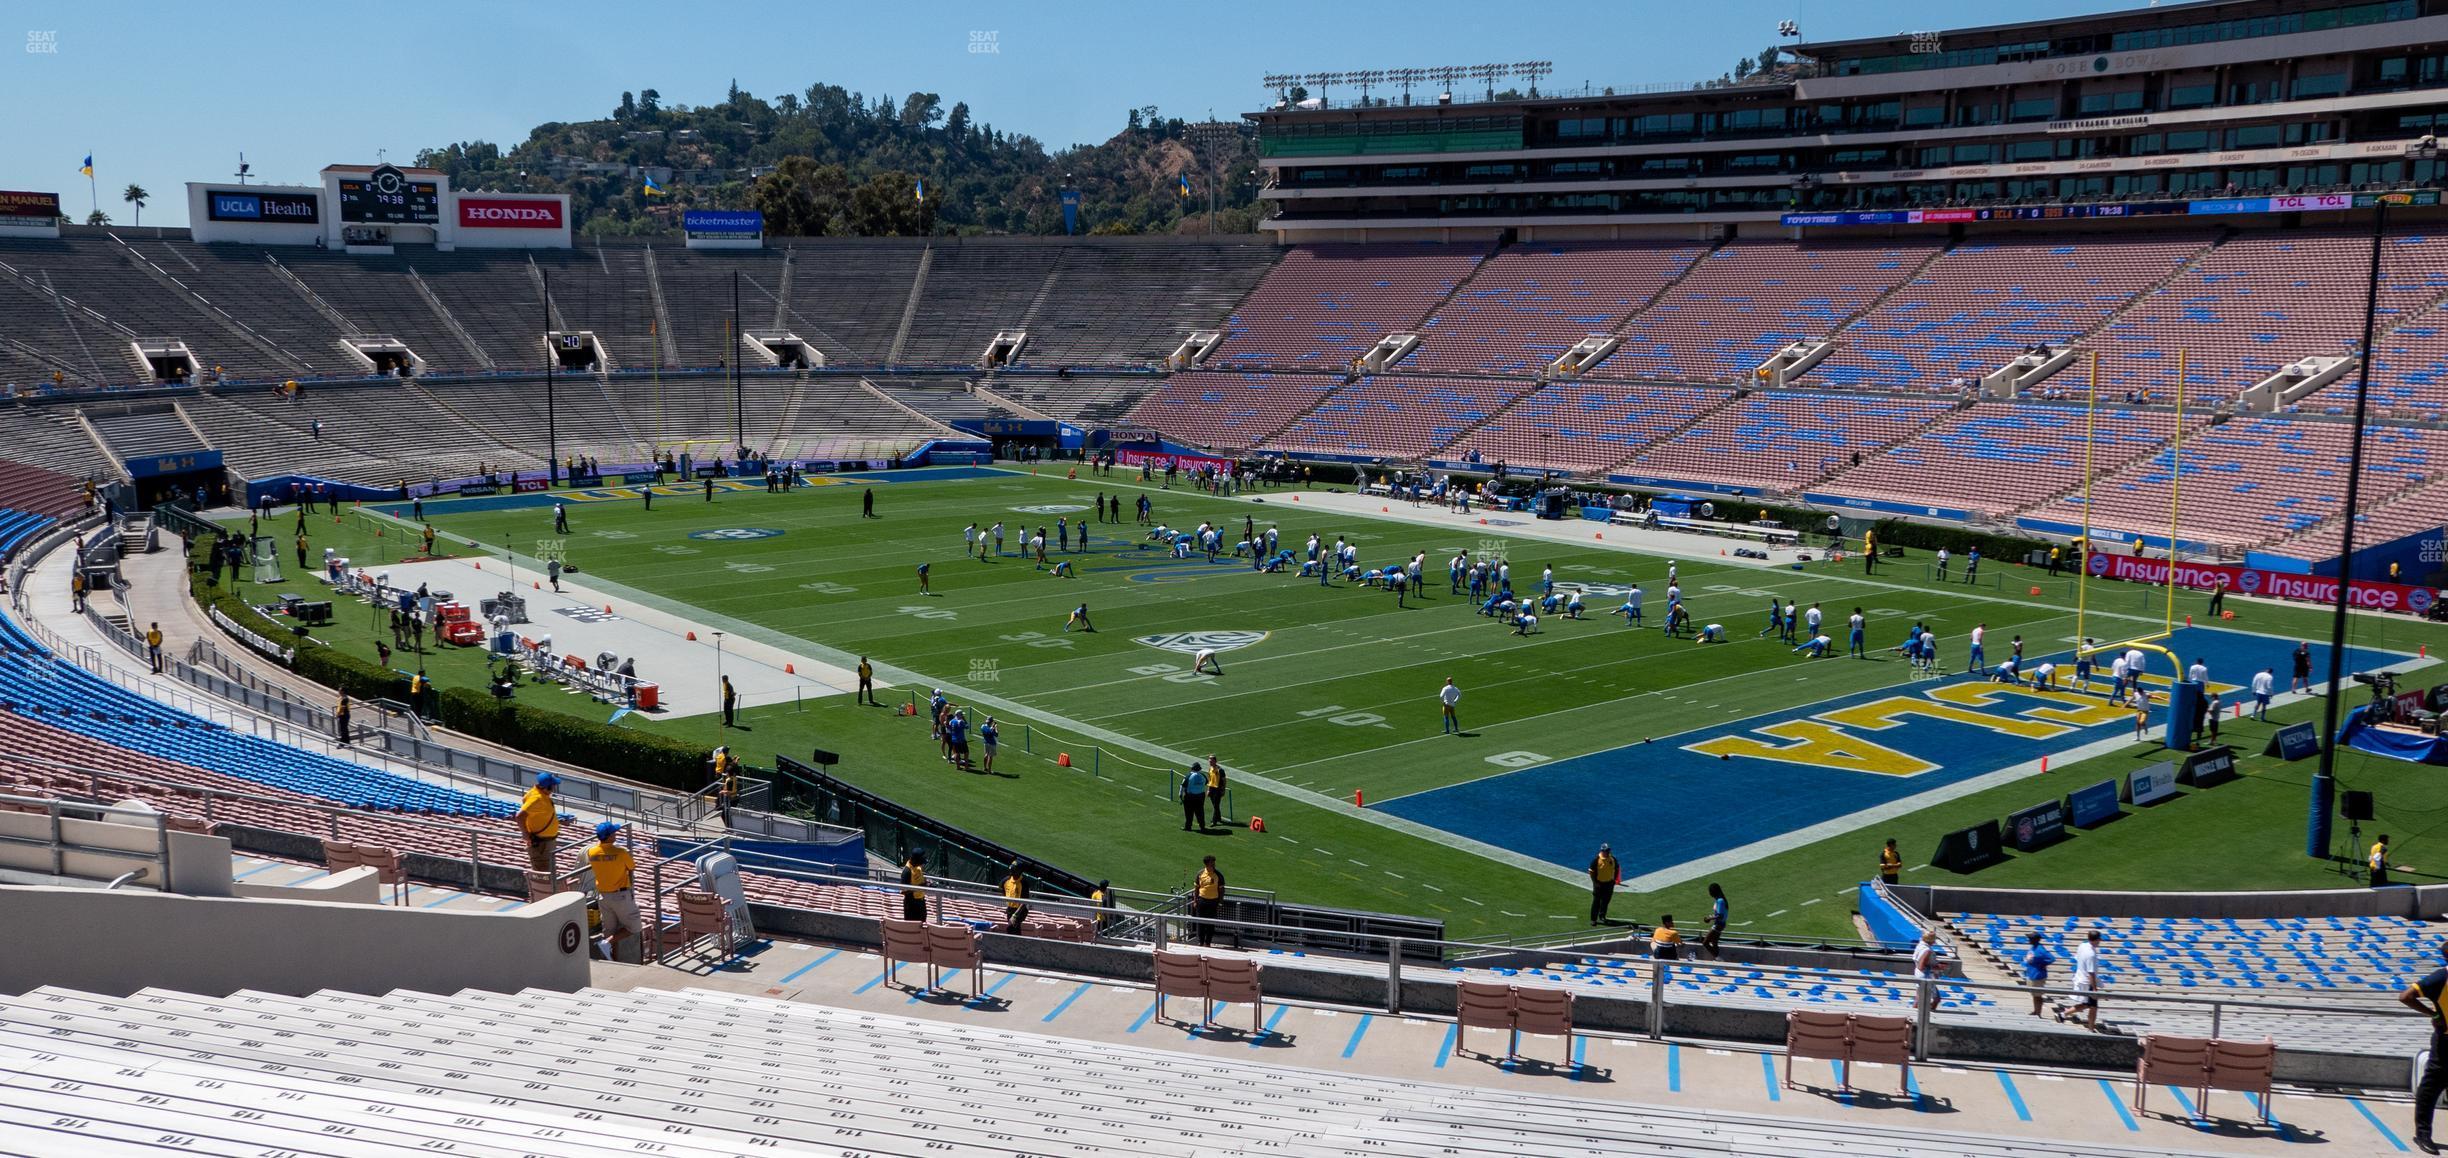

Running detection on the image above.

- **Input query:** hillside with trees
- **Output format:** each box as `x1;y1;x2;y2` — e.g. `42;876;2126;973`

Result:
415;83;1265;238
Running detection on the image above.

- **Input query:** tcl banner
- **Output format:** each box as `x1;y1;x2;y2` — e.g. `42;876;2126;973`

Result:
457;197;565;229
1117;448;1233;474
2086;550;2439;615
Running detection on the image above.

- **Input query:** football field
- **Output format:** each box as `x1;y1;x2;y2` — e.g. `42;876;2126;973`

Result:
300;465;2445;940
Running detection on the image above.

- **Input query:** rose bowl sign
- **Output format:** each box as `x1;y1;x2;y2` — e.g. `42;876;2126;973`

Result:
2086;550;2439;614
457;196;565;229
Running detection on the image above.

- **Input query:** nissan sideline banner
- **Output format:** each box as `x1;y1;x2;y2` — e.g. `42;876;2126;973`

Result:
457;197;565;229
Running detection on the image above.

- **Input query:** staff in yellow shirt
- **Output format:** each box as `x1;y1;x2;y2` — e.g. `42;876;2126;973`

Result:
1001;863;1030;934
1192;855;1228;948
2372;834;2392;889
1878;838;1903;886
585;821;640;958
518;772;562;874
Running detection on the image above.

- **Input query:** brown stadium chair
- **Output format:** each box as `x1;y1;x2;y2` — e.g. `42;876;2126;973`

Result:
1784;1010;1854;1091
2205;1038;2276;1123
1509;986;1575;1070
676;889;732;962
878;917;930;991
2133;1034;2213;1119
1152;950;1208;1027
1845;1014;1915;1094
1202;955;1266;1036
1454;980;1518;1061
923;923;984;999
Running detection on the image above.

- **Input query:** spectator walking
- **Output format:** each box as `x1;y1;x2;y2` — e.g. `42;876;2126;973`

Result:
553;503;569;534
1912;928;1943;1014
587;822;640;959
2020;932;2056;1017
1701;883;1727;960
518;773;561;874
2397;938;2448;1153
1179;762;1208;832
1439;677;1462;734
1587;843;1619;925
1001;864;1030;934
1192;855;1227;947
2058;930;2103;1030
1878;838;1903;886
547;558;562;593
899;849;928;922
144;622;163;673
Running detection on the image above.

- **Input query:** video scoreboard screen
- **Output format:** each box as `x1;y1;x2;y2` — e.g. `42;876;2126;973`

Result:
336;164;439;224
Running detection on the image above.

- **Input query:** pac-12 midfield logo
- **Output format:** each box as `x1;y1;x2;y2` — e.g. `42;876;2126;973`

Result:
1012;504;1088;515
689;527;785;541
1134;630;1268;656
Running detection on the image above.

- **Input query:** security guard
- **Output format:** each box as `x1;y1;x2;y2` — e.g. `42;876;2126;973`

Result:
1193;856;1227;948
1879;838;1904;886
2373;834;2393;889
899;849;928;922
1588;843;1620;925
519;773;562;874
1001;863;1030;934
586;822;640;959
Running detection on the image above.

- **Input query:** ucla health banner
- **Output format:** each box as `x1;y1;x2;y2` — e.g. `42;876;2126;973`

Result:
2086;550;2438;615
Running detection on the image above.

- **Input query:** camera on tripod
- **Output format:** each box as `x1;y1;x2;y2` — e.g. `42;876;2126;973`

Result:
2352;669;2398;717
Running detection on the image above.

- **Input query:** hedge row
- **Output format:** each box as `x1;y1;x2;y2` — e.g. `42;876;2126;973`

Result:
185;546;712;793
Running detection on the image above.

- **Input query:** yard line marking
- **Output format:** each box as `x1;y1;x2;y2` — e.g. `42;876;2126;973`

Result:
1382;871;1404;879
1420;883;1443;892
1348;859;1369;867
1994;1070;2032;1121
1765;909;1788;919
1462;897;1484;906
783;949;842;974
1251;1005;1290;1046
1800;898;1823;907
2348;1098;2408;1151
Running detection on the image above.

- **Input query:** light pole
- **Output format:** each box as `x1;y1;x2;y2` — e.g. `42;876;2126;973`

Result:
2308;140;2434;861
711;630;727;720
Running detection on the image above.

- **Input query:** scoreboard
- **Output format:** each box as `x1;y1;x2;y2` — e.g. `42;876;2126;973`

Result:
336;164;439;224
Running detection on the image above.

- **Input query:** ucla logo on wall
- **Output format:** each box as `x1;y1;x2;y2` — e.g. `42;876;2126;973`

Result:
1134;630;1268;655
688;527;785;541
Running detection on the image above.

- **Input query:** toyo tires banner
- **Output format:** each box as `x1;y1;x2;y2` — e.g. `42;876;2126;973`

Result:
2086;550;2438;615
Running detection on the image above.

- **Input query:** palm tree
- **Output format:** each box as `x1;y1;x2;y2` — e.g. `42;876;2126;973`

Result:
122;184;148;226
84;210;110;226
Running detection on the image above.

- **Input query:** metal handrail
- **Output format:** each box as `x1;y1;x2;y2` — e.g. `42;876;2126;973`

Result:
0;788;172;890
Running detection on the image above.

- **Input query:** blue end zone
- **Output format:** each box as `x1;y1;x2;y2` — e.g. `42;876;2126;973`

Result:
1378;627;2401;878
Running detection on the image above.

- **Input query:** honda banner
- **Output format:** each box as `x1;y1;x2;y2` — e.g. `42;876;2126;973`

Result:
2086;550;2438;615
457;196;565;229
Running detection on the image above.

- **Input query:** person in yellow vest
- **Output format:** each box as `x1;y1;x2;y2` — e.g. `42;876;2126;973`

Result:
334;691;352;746
899;849;928;922
1090;878;1114;934
1649;915;1685;961
69;569;86;613
1193;855;1227;948
856;655;876;705
1862;529;1878;574
421;524;436;556
711;747;739;823
1001;863;1030;934
2373;834;2393;889
518;773;562;874
1879;838;1903;886
144;622;164;673
2047;545;2062;576
586;821;640;959
1587;842;1620;925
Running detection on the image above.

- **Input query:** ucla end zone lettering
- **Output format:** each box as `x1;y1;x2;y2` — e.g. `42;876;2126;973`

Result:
1378;626;2400;879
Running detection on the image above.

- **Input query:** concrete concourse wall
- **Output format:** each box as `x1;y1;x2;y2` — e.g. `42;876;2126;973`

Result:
0;885;590;998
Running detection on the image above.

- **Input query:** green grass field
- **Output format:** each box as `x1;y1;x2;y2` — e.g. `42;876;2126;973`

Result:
215;467;2448;943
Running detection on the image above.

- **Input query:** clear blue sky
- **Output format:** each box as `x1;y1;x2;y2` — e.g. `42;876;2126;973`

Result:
3;0;2143;227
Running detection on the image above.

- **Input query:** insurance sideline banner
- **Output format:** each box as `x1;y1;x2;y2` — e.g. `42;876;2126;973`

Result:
2087;550;2438;615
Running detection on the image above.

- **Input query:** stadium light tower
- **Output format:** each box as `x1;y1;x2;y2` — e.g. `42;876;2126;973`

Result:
1388;68;1427;106
1515;61;1553;99
2310;138;2438;861
1429;65;1468;104
1468;63;1508;102
1349;70;1386;106
542;270;557;486
1186;121;1244;235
